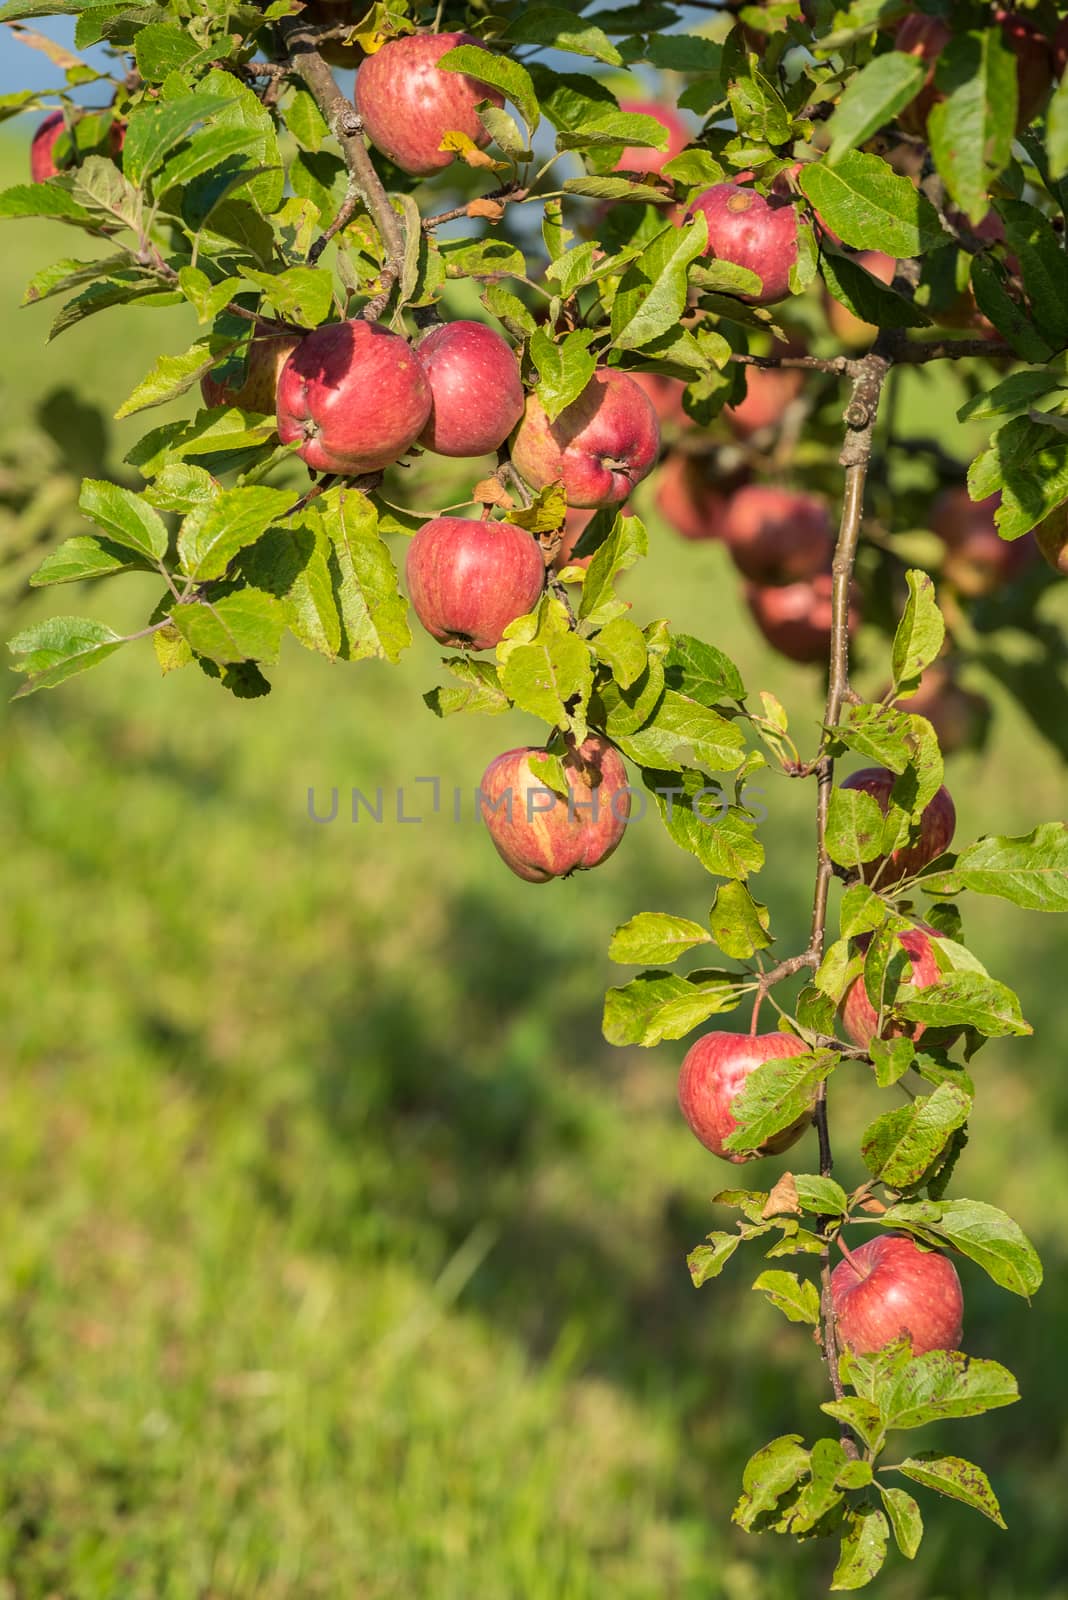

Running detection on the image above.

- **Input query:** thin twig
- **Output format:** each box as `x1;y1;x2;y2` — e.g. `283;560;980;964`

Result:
421;184;529;231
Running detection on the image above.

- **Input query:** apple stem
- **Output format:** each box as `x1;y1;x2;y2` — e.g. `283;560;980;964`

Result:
835;1234;868;1282
749;990;764;1036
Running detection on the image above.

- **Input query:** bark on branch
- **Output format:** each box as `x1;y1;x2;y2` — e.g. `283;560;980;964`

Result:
278;16;405;319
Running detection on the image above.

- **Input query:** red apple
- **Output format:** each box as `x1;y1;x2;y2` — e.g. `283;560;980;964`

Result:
932;487;1034;597
406;516;544;650
629;371;690;430
415;321;524;458
30;110;124;182
479;736;630;882
831;1234;963;1357
655;453;731;542
840;767;956;885
725;363;805;439
1035;504;1068;576
30;112;66;183
826;251;896;348
721;485;834;584
677;1031;813;1163
511;369;661;509
746;572;860;664
687;182;799;307
613;98;689;176
354;31;504;176
840;927;943;1049
277;318;431;475
201;331;302;415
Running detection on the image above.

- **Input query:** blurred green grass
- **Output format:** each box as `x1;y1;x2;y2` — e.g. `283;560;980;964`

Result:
1;134;1066;1598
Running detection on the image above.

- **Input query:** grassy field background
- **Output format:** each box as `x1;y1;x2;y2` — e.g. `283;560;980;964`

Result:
1;133;1066;1598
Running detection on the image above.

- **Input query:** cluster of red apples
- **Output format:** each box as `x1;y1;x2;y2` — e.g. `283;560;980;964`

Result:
679;764;962;1357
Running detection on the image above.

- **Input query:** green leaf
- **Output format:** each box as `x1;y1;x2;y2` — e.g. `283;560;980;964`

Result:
1049;57;1068;181
820;1398;884;1452
733;1436;810;1532
708;880;772;960
610;213;709;351
121;92;223;186
529;327;601;422
482;283;537;340
752;1269;820;1325
177;266;242;326
593;614;647;689
239;265;335;327
324;488;411;664
134;21;207;82
30;533;150;586
887;1453;1005;1528
602;969;746;1047
928;29;1017;225
579;512;648;626
820;250;931;332
563;175;674;205
70;155;142;233
664;632;744;704
723;1050;836;1157
178;486;293;581
969;414;1068;537
239;521;341;661
196;70;283;215
115;338;233;420
895;972;1030;1037
892;571;945;689
998;199;1068;351
608;911;712;966
878;1350;1019;1430
827;787;886;869
788;1437;848;1533
826;51;928;163
831;1504;888;1591
79;479;168;561
498;599;592;730
728;68;791;148
424;657;509;718
881;1199;1042;1297
957;369;1066;423
954;824;1068;912
970;255;1054;363
878;1484;923;1560
800;151;945;258
0;181;94;227
839;883;887;940
441;236;527;280
870;1036;916;1088
860;1084;972;1189
688;1231;742;1285
557;112;666;152
438;43;540;136
172;589;285;666
614;690;747;774
793;1175;848;1216
8;614;124;696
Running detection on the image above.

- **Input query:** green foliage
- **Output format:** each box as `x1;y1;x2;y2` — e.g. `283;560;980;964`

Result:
5;0;1068;1586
